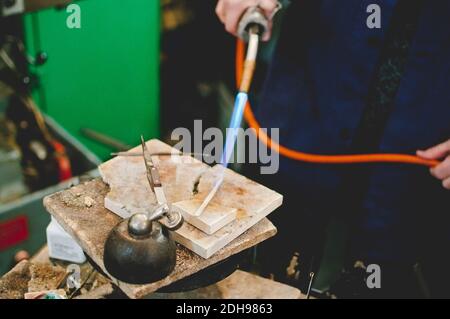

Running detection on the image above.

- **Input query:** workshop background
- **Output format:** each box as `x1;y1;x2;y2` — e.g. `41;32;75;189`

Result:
0;0;347;298
0;1;251;273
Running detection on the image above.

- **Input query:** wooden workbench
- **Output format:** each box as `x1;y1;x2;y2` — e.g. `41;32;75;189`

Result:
43;178;279;299
1;246;303;299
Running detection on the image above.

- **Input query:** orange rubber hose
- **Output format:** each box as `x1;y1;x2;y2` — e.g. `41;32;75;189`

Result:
236;39;439;167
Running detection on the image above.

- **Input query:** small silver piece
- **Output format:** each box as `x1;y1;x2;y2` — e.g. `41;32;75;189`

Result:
148;204;183;231
164;211;184;231
148;204;170;221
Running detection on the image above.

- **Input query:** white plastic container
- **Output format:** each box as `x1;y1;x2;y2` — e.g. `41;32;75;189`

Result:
46;216;86;263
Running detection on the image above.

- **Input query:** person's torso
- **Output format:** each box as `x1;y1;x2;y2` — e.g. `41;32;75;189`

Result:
257;0;450;231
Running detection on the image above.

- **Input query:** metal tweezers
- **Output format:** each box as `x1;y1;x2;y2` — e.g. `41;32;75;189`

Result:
140;136;183;230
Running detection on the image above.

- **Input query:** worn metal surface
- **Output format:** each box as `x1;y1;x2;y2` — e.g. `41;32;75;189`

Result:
104;219;177;284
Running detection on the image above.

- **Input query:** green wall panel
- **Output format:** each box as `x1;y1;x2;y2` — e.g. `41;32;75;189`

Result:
24;0;160;159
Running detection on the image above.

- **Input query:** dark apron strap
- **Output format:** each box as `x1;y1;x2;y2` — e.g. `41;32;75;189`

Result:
352;0;426;152
339;0;425;262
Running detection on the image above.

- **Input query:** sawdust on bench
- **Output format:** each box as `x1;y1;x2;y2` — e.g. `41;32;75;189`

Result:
0;261;31;299
28;263;66;293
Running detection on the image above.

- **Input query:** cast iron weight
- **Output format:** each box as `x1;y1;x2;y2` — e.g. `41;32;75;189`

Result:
103;213;178;284
103;137;184;284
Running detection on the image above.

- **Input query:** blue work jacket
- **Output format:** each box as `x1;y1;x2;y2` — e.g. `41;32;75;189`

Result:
256;0;450;262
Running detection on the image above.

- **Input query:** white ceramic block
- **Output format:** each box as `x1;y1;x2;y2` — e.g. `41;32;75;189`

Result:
46;217;86;264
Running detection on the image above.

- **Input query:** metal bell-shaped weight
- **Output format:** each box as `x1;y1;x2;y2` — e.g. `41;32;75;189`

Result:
103;213;177;284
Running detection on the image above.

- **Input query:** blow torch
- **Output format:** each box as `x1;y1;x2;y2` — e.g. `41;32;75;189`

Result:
194;6;274;216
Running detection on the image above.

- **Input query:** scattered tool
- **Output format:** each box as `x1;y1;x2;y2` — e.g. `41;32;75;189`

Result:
112;151;214;159
80;127;132;152
103;136;183;284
